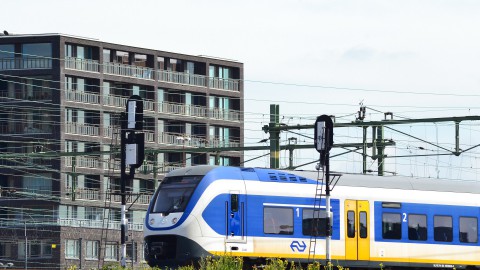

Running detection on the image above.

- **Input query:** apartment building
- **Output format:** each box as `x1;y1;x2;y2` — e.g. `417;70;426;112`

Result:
0;33;243;269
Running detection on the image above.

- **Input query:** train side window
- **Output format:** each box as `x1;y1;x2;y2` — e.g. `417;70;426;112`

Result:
302;209;327;236
459;217;478;243
359;211;367;238
434;215;453;242
347;211;355;238
230;194;238;213
264;207;293;235
408;214;427;241
382;213;401;239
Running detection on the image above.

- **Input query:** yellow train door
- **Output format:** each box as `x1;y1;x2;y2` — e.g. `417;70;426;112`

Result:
345;200;370;261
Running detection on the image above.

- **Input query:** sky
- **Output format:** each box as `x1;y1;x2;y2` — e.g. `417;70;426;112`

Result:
3;0;480;179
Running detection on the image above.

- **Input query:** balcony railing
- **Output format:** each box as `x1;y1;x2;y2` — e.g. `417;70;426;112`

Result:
57;218;144;231
158;132;207;147
103;94;128;108
158;102;240;121
157;70;207;87
73;187;101;200
208;137;240;148
110;191;151;205
65;90;100;104
104;62;154;80
209;77;240;91
65;122;100;136
64;156;100;169
64;57;99;72
209;108;241;121
0;57;52;70
0;124;52;135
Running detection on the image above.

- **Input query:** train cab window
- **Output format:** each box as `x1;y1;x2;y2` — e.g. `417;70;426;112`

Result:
231;194;238;213
359;211;367;238
347;211;355;238
459;217;478;243
302;209;327;236
434;215;453;242
408;214;427;241
382;213;401;239
150;175;202;214
264;207;293;235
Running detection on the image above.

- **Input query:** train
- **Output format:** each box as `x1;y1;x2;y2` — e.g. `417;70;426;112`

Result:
143;165;480;269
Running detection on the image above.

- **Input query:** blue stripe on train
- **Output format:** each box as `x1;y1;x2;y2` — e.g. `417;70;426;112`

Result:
374;201;480;246
202;193;341;240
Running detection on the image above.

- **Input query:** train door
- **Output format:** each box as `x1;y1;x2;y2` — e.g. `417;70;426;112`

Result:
344;200;370;261
226;191;246;242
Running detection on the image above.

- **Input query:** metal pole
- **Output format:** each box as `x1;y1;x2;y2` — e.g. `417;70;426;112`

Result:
377;126;384;176
24;220;27;270
269;104;280;169
325;152;331;266
362;126;367;174
120;113;127;268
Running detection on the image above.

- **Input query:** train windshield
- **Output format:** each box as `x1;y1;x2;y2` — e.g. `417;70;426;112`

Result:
151;175;203;215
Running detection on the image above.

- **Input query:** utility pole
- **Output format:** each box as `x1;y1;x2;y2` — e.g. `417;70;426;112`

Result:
24;220;27;270
269;104;280;169
314;115;334;266
120;95;144;268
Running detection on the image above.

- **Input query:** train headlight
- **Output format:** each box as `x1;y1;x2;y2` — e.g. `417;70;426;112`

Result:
149;218;155;225
172;217;178;224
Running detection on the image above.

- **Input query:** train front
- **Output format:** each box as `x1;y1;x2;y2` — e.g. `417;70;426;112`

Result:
143;166;215;268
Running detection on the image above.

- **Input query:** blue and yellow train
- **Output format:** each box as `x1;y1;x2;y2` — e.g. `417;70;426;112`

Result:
143;166;480;269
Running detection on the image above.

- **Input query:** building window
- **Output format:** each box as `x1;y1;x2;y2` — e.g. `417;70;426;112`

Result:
434;215;453;242
0;242;12;258
115;51;129;65
408;214;427;241
105;242;118;261
382;213;401;239
18;241;52;259
157;57;164;70
302;209;327;237
103;49;111;63
134;54;146;67
459;217;478;243
126;242;137;262
22;43;52;69
86;240;99;260
263;207;293;235
65;239;80;259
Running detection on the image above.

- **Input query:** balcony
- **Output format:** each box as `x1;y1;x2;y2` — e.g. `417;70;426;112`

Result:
64;156;100;169
64;57;99;72
65;122;100;136
56;218;144;231
158;102;207;118
0;124;52;135
65;90;100;104
110;190;151;205
157;70;206;87
0;57;52;70
72;187;101;200
209;107;241;121
104;62;154;80
158;132;207;147
209;77;240;91
208;137;240;148
158;102;240;121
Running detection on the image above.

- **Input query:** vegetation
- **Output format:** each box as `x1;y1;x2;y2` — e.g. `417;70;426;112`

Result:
66;256;347;270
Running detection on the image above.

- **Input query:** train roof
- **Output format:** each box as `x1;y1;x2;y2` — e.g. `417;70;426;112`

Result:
165;166;480;195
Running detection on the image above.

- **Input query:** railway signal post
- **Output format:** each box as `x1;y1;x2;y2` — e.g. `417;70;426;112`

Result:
120;95;145;268
314;115;333;265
